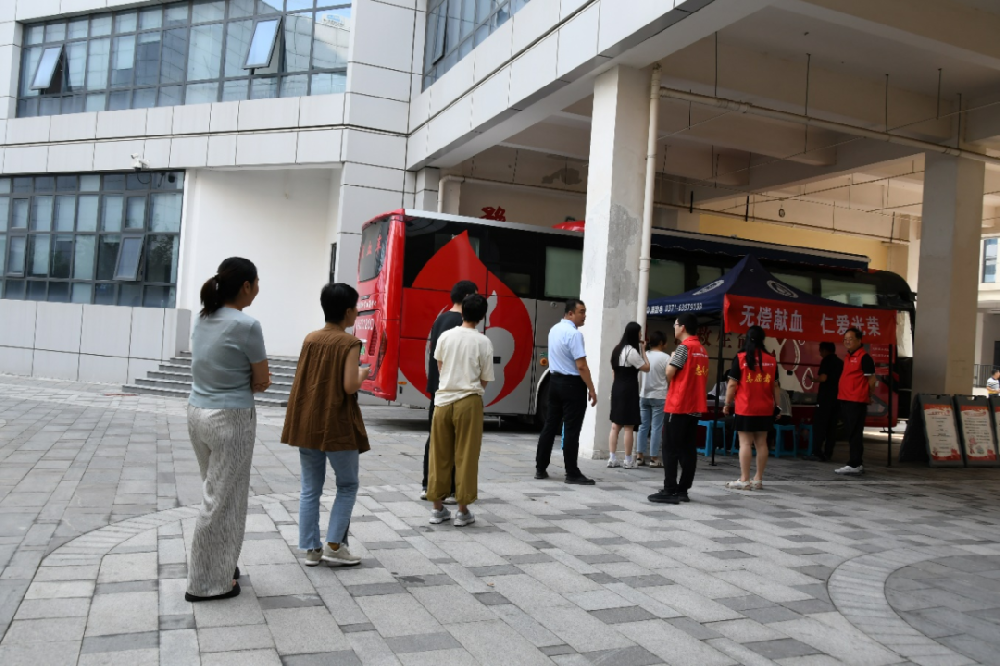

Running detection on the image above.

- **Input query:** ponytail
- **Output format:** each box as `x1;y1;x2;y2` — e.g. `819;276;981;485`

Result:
200;257;258;318
742;325;767;371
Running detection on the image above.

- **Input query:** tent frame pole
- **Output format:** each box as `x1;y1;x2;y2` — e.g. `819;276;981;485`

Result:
711;320;724;467
887;344;894;468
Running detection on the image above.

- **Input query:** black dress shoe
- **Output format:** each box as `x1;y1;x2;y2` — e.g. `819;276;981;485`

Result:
185;581;241;603
647;490;680;504
676;491;690;503
534;470;549;480
565;474;595;485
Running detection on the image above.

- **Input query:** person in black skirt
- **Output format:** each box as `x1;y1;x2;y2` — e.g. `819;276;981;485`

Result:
608;322;649;469
722;326;782;491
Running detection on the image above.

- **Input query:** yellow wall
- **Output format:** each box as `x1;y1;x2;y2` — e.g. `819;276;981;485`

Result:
697;214;889;270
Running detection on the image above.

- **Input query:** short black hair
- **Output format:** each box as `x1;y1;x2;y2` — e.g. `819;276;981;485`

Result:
450;280;477;304
845;327;863;340
320;283;359;323
819;341;836;354
565;298;585;314
462;294;488;323
676;313;698;335
649;330;666;348
992;368;1000;377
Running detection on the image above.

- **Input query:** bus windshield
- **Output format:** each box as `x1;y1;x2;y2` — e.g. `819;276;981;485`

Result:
359;218;389;283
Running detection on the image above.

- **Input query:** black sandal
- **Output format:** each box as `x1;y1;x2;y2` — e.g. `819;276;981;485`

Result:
185;581;241;603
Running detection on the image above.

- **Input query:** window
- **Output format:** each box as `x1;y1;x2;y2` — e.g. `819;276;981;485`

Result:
648;258;684;300
773;272;813;294
984;239;998;284
1;172;183;306
820;279;877;307
544;246;581;299
423;0;529;89
18;0;351;118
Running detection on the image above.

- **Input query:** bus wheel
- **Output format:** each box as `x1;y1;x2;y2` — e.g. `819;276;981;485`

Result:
534;380;550;430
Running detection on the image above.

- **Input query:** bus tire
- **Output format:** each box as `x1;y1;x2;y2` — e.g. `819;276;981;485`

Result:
535;380;550;430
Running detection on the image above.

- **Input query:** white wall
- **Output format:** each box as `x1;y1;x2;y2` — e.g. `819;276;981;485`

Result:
177;168;338;357
0;300;190;384
457;183;586;228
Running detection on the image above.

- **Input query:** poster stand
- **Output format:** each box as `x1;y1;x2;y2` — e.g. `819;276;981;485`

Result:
954;395;1000;467
902;394;964;467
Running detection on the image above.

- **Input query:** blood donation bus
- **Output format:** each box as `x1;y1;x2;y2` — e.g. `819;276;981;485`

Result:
356;209;915;424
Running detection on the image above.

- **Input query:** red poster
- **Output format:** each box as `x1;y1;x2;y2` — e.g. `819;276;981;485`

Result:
960;405;997;461
724;295;896;346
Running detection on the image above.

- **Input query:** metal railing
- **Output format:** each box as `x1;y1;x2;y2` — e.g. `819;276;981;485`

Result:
973;364;999;388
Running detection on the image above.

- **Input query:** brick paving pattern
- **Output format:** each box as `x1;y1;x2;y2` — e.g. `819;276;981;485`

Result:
1;376;1000;665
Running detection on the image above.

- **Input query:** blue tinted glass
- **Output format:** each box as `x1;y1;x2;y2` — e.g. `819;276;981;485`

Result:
245;19;280;68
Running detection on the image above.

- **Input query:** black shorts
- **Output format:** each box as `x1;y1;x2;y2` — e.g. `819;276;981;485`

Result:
734;414;774;432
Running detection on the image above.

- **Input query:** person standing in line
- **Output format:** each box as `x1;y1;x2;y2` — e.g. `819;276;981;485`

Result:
186;258;270;602
637;331;670;468
282;283;370;567
723;326;782;491
428;294;494;527
988;369;1000;394
835;327;877;476
804;342;843;462
648;313;708;504
535;299;598;485
421;280;478;501
608;322;649;469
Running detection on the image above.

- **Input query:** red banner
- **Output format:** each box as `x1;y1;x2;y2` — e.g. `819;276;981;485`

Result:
724;295;896;345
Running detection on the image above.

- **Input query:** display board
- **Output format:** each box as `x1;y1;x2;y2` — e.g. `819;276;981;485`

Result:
915;395;964;467
954;395;1000;467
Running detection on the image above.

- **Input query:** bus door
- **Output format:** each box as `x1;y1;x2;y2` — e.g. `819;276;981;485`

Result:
358;215;404;401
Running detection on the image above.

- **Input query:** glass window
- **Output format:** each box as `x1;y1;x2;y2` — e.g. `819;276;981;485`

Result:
544;247;581;299
51;235;74;279
31;47;63;91
28;234;51;277
984;239;998;284
820;279;877;306
114;236;144;280
150;193;183;232
7;236;26;275
102;196;124;231
12;200;28;229
188;23;224;81
74;235;95;279
225;20;254;77
125;197;146;229
246;18;281;68
146;235;179;283
773;272;813;294
0;234;5;273
313;8;350;70
648;259;685;300
136;32;162;87
285;13;312;73
696;265;724;287
31;197;53;231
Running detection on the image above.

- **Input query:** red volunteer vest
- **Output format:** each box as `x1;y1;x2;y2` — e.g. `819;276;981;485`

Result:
664;336;709;414
838;348;871;403
735;351;777;417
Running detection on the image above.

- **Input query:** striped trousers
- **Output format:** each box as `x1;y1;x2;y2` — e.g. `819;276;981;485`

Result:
186;405;256;597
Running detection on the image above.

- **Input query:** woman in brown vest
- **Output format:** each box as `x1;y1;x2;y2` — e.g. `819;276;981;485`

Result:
282;283;370;567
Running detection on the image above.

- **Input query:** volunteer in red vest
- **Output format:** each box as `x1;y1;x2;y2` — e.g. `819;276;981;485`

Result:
836;326;877;476
649;313;709;505
722;326;782;491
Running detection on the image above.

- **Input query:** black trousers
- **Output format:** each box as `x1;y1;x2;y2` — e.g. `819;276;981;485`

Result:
662;413;699;493
536;374;587;477
815;398;839;459
422;399;455;493
840;400;868;468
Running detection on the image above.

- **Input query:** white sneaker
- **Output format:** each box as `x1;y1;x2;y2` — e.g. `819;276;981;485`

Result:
304;548;323;567
320;544;361;567
443;495;458;506
622;457;636;469
453;510;475;527
420;489;427;500
607;457;621;468
430;507;451;524
835;465;863;475
725;479;752;490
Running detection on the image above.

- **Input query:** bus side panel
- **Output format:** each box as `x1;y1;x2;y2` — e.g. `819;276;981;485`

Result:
398;287;454;401
396;343;431;408
482;296;536;415
359;217;404;401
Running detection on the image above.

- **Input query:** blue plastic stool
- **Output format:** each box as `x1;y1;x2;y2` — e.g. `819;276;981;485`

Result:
697;420;726;457
797;424;814;457
773;424;797;457
560;424;564;450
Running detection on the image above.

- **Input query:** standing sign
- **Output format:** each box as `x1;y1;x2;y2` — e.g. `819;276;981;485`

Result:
917;395;964;466
954;395;1000;467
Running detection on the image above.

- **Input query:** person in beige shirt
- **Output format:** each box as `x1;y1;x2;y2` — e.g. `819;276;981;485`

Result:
428;294;495;527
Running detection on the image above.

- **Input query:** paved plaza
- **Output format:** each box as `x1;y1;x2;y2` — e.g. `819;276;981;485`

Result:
1;377;1000;665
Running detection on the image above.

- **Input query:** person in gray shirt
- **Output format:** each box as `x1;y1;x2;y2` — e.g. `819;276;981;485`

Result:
185;257;270;602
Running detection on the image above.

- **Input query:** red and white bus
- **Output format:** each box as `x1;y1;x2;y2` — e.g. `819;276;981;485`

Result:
356;209;915;423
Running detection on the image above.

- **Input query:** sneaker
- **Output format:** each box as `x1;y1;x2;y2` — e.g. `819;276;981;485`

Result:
623;457;636;469
607;457;621;468
453;510;476;527
649;458;663;468
322;543;362;567
725;479;752;491
534;470;549;480
430;507;451;524
648;490;680;504
443;495;458;506
676;491;690;503
565;473;596;485
420;488;427;500
304;548;323;567
835;465;863;475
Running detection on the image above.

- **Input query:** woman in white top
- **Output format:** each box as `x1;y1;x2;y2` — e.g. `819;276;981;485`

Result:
637;330;670;467
608;322;649;468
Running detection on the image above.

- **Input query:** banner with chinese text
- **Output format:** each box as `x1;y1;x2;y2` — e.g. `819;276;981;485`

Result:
724;295;896;346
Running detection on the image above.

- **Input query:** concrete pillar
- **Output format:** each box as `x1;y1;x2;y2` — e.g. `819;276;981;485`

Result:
578;65;651;459
414;168;440;211
912;153;985;395
907;218;921;292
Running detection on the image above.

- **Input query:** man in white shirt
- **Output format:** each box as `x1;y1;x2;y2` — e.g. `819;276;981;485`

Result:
637;331;670;467
428;294;494;528
988;369;1000;394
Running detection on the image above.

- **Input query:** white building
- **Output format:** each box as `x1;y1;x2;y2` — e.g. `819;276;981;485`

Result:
1;0;1000;456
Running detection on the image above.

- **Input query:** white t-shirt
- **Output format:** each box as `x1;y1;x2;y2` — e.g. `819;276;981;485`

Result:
617;346;645;370
988;377;1000;393
433;326;496;407
641;350;671;400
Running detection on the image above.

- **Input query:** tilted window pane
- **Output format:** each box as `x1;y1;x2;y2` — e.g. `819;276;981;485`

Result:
97;235;121;281
145;235;179;283
77;196;99;231
136;32;162;87
28;235;51;277
245;19;281;69
313;9;350;70
51;235;74;279
22;48;42;97
225;21;254;77
285;13;312;73
66;43;87;90
150;194;183;232
54;196;75;231
114;236;144;280
87;38;111;90
161;28;189;84
102;196;124;232
12;200;29;229
31;47;63;91
73;235;95;279
111;35;136;87
193;0;226;23
8;236;26;275
188;23;224;81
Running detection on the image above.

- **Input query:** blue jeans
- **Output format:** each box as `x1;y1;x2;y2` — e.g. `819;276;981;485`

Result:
298;448;359;550
637;398;665;457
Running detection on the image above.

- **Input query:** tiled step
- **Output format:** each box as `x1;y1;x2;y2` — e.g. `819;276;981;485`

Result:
121;383;289;407
123;354;296;407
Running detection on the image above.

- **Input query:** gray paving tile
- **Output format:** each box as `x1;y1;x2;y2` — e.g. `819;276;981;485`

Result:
257;593;325;610
80;630;159;654
741;606;803;624
468;565;522;577
665;616;724;640
589;606;657;625
343;582;406;596
281;651;362;666
159;614;196;631
339;622;376;633
744;638;819;659
585;645;663;666
384;631;461;654
540;644;576;656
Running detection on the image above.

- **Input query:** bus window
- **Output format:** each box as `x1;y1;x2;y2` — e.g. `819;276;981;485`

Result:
436;233;479;256
821;279;877;306
544;246;582;299
359;218;389;282
648;259;684;299
481;228;536;298
697;265;724;287
774;272;813;294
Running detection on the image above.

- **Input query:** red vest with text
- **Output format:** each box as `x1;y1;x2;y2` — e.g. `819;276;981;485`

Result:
838;348;871;403
735;350;777;417
664;336;709;414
